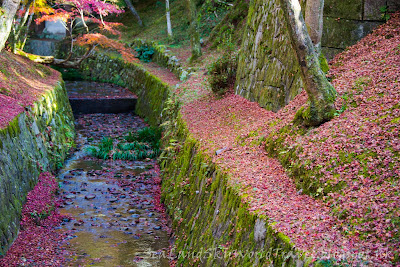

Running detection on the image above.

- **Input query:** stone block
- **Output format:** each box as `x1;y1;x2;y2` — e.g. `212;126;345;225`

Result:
235;0;303;112
321;47;344;62
388;0;400;12
322;17;382;49
324;0;363;20
364;0;386;20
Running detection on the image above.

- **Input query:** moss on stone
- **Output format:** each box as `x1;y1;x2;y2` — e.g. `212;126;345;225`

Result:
160;116;307;265
0;75;75;255
235;0;303;112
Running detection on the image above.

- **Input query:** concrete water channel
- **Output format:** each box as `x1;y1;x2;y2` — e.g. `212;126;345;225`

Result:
58;81;171;266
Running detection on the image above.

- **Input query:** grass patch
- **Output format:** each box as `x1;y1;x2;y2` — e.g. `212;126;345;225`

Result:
88;127;162;161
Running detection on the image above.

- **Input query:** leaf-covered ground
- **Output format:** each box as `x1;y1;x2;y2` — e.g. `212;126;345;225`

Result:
171;13;400;265
1;10;399;266
0;52;60;129
0;173;69;266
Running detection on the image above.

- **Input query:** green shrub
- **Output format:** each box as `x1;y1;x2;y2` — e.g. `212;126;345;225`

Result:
134;45;155;62
208;51;238;96
125;126;162;150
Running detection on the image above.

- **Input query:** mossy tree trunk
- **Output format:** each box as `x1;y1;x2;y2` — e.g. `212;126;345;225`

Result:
305;0;324;54
20;0;35;51
0;0;21;52
124;0;143;26
187;0;202;61
166;0;173;39
280;0;336;126
10;0;34;53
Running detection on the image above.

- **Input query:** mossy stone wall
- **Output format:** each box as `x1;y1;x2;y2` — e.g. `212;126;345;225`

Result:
80;51;309;265
131;39;191;81
79;52;171;126
160;115;307;266
320;0;399;59
0;81;75;256
235;0;303;112
235;0;398;112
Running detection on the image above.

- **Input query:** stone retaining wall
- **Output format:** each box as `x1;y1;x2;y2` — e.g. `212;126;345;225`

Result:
80;51;309;265
79;52;170;126
0;81;75;256
160;114;307;266
320;0;399;59
131;39;191;81
235;0;304;112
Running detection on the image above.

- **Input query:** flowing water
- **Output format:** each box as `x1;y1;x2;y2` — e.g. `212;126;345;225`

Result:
57;85;171;266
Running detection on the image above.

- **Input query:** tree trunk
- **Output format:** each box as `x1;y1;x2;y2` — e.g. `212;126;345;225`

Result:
16;44;95;69
20;0;35;50
187;0;201;61
11;0;33;52
280;0;336;126
79;10;90;33
0;0;22;51
305;0;324;54
124;0;143;26
166;0;173;38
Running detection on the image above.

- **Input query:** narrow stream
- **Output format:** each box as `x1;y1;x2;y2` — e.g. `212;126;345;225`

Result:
58;83;171;266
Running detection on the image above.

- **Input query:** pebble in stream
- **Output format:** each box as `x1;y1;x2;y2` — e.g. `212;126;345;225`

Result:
58;112;171;266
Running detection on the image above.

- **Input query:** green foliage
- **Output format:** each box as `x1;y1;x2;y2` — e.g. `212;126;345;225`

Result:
88;137;114;160
30;206;54;225
112;148;160;161
207;50;238;96
198;0;235;36
89;127;162;161
209;0;249;49
30;210;50;220
135;45;155;62
352;76;371;92
379;6;390;22
318;53;329;74
117;141;151;151
125;126;162;150
334;93;348;116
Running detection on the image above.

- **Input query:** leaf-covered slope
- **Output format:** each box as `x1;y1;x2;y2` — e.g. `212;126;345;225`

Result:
178;12;400;265
264;12;400;263
0;52;61;129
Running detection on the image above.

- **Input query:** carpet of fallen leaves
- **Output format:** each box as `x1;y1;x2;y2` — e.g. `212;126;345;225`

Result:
66;81;138;99
0;173;68;266
0;52;60;129
144;62;181;87
179;13;400;265
2;11;398;266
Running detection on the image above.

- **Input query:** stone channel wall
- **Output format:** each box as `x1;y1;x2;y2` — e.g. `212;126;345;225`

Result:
131;39;191;82
235;0;304;112
236;0;399;112
0;81;75;256
160;115;306;266
80;51;309;265
79;52;170;126
321;0;399;59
